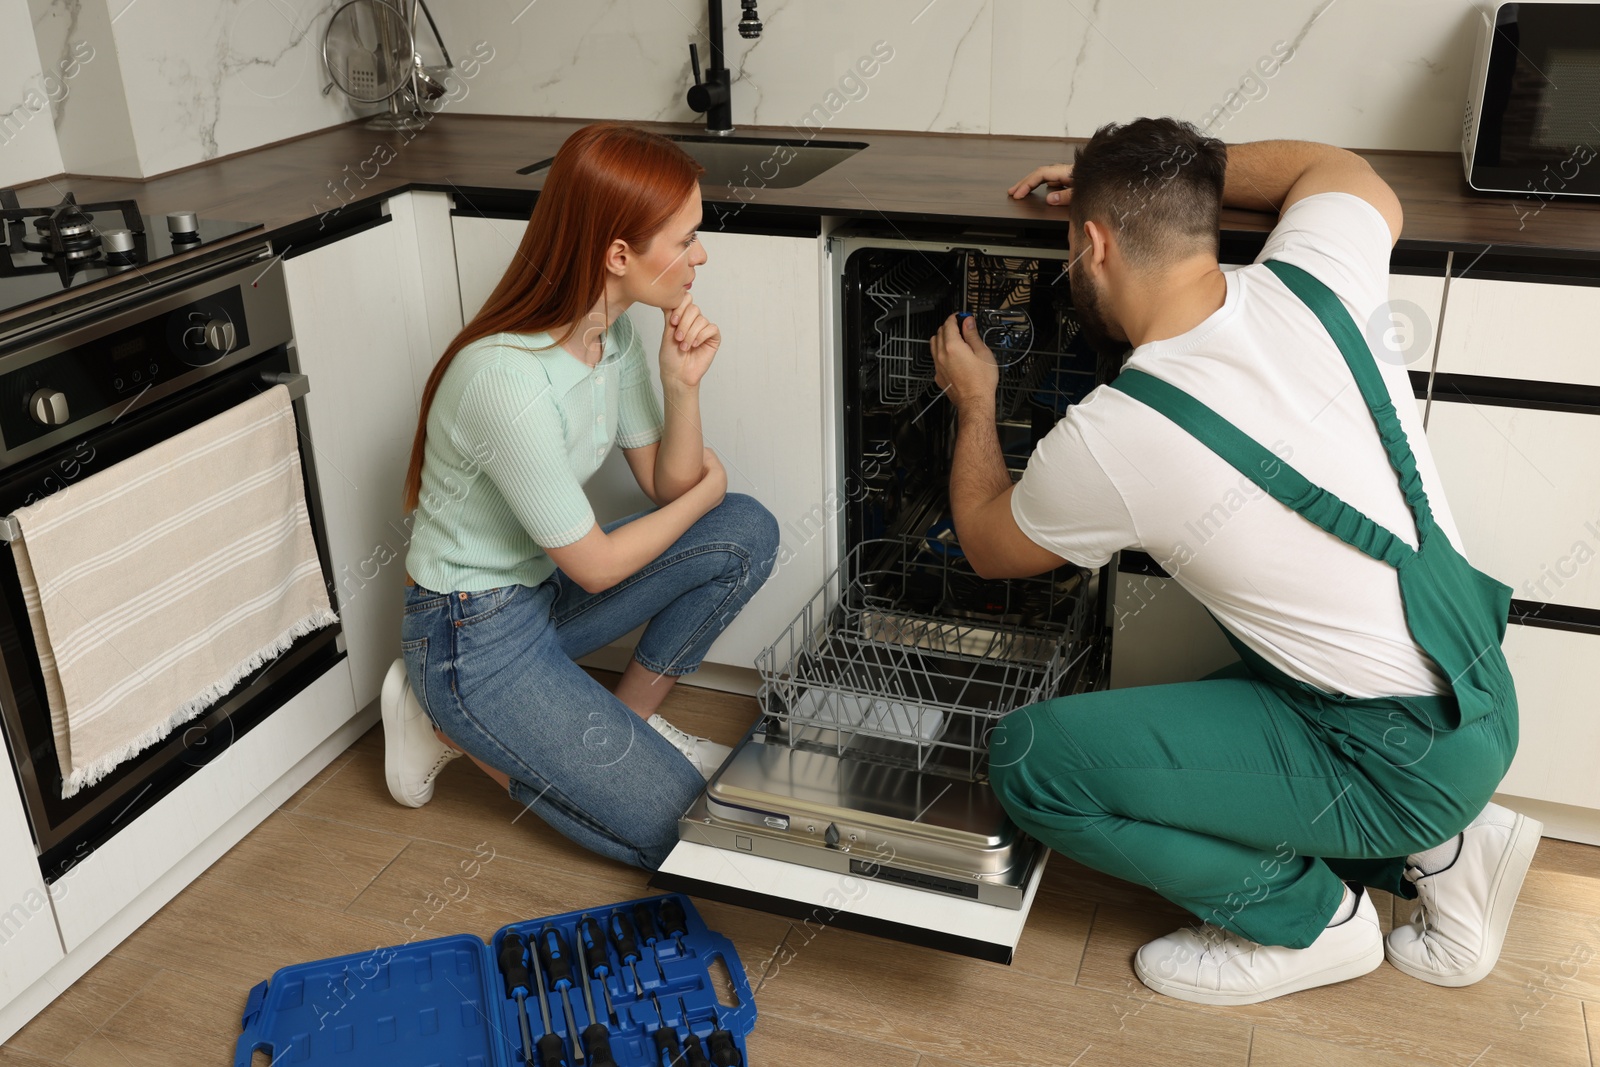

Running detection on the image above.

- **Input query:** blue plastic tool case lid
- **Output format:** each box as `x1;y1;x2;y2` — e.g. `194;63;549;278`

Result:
235;892;755;1066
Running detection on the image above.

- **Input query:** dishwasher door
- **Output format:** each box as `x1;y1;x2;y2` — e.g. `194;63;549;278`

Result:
651;229;1115;963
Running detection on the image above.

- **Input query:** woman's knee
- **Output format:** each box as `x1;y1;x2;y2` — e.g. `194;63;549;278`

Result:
715;493;780;583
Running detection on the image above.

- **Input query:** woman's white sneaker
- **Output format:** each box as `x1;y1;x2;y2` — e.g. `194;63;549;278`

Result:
646;714;731;780
380;658;461;808
1386;802;1543;987
1134;886;1384;1005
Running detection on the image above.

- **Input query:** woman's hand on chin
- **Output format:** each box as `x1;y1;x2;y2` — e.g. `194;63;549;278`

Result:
659;292;721;391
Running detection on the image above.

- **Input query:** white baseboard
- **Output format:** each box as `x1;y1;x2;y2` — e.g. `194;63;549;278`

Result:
578;642;760;697
1493;791;1600;847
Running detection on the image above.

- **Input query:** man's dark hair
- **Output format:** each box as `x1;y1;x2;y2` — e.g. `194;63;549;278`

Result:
1069;117;1227;269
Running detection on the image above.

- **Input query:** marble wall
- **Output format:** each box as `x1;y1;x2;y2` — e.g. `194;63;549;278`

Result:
427;0;1485;153
0;0;67;188
3;0;1487;188
24;0;358;180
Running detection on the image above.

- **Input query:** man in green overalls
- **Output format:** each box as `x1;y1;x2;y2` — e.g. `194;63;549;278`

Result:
928;117;1542;1005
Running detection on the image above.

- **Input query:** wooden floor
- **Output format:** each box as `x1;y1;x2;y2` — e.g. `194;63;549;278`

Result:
5;674;1599;1067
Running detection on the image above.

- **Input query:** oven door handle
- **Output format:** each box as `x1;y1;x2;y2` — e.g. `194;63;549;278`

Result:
260;371;310;402
0;372;313;544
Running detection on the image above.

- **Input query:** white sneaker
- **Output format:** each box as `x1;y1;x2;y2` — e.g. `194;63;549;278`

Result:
381;658;461;808
1386;802;1543;987
646;714;732;781
1134;887;1384;1005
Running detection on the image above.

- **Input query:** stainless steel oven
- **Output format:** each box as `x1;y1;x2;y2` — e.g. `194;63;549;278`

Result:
0;244;344;883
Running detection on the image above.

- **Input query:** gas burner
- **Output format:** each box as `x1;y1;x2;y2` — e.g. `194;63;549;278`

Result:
34;214;97;241
0;187;261;319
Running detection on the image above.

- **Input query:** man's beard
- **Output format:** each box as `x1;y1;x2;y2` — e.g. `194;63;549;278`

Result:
1068;257;1128;359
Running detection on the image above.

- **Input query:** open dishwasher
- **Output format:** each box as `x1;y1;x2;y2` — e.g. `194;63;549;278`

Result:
657;229;1117;961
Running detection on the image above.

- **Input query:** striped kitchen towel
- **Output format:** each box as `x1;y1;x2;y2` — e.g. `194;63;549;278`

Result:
9;385;338;798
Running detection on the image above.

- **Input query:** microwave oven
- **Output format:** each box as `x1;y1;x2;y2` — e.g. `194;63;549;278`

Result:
1463;2;1600;198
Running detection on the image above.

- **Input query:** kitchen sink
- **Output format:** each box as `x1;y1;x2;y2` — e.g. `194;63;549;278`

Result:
518;135;866;190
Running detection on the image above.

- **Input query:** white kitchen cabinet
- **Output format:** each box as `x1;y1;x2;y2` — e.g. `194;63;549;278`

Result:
1435;276;1600;388
451;213;828;673
1386;273;1445;401
1427;399;1600;611
1108;572;1239;689
0;751;63;1012
282;199;445;712
1497;625;1600;814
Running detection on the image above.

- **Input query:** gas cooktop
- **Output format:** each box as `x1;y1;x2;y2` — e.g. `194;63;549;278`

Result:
0;189;262;325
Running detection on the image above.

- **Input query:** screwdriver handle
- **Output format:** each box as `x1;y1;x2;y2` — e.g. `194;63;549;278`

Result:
581;1023;617;1067
500;932;532;997
536;1031;571;1067
633;902;660;945
607;912;640;963
658;898;689;942
578;916;611;975
683;1032;711;1067
679;997;711;1067
652;1027;681;1066
537;927;575;990
706;1029;741;1067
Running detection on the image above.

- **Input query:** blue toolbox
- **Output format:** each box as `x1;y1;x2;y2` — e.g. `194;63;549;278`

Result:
233;892;755;1066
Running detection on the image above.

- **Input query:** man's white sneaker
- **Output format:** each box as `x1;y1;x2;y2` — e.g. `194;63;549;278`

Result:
380;658;461;808
1134;886;1384;1005
1386;802;1543;987
646;714;731;781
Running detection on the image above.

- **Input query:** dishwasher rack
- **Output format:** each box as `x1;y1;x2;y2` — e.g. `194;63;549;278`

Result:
860;252;1093;419
756;535;1093;783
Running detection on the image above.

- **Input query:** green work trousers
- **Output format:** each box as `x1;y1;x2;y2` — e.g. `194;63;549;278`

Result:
988;652;1516;949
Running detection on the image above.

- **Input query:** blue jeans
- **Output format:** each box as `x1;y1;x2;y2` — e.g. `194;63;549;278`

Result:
401;493;779;869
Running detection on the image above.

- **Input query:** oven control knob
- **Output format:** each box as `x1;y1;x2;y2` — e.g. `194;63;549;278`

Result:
201;318;236;353
29;389;69;426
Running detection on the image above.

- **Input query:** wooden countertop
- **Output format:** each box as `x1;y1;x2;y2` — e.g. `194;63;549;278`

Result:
8;113;1600;329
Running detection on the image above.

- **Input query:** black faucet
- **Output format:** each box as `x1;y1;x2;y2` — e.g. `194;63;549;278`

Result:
686;0;761;135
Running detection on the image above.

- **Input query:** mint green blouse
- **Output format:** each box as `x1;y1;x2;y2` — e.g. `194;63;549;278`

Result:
406;314;663;593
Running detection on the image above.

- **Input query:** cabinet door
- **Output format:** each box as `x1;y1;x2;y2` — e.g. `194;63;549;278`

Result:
1427;399;1600;610
1436;276;1600;388
1386;273;1445;384
0;759;62;1009
1108;572;1240;688
451;216;827;671
1498;625;1600;811
282;215;427;711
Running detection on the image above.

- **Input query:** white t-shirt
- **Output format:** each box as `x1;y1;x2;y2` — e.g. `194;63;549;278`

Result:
1011;192;1463;698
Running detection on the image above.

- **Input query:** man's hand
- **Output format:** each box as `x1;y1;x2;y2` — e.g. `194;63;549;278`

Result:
931;314;999;414
1009;163;1075;206
659;292;721;391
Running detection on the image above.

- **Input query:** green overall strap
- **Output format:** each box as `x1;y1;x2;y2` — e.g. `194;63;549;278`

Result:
1261;259;1436;534
1109;369;1413;567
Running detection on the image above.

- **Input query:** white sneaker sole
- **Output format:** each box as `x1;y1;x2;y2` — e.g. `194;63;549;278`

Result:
382;659;428;809
1135;938;1384;1006
1386;811;1544;987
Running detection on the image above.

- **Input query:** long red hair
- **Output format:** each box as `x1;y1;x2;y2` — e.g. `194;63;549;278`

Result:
403;123;703;511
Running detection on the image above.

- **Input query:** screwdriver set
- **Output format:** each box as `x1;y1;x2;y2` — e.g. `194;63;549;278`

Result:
233;893;755;1066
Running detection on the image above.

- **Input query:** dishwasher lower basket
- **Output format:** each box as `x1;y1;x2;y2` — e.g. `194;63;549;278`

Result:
680;537;1093;908
762;536;1088;779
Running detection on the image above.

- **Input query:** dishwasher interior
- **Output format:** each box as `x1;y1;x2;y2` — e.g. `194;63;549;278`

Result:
679;235;1115;909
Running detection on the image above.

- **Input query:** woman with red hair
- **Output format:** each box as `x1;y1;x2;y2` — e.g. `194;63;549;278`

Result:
381;123;778;869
